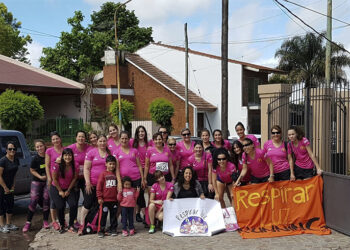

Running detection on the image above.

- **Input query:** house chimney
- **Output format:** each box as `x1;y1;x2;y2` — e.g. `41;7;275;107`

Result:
103;50;116;65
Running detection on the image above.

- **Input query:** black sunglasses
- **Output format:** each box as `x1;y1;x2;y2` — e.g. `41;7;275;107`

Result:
217;157;227;161
7;148;16;151
243;142;253;147
168;143;176;146
271;131;281;135
182;133;191;137
160;131;168;134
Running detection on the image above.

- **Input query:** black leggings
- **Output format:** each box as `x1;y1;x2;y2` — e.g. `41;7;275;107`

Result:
0;191;14;216
100;201;118;232
49;186;78;227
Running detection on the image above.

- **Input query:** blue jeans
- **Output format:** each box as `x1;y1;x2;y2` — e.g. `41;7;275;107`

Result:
121;207;134;230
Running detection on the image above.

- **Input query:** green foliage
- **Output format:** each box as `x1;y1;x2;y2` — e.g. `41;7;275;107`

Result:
148;98;174;132
40;2;153;81
0;89;44;135
0;3;32;63
109;99;134;127
268;74;289;84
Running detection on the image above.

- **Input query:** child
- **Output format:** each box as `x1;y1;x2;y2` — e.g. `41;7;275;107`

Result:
96;155;119;238
117;176;140;236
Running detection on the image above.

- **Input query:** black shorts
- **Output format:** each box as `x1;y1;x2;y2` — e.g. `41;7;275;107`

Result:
165;173;172;182
199;180;215;199
294;165;315;180
274;169;291;181
83;186;97;210
147;174;155;187
251;175;269;184
0;191;14;216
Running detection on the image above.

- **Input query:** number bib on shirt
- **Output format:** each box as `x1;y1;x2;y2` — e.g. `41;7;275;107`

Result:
156;162;169;172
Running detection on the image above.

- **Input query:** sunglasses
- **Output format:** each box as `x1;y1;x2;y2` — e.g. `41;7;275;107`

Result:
168;143;176;146
217;157;227;161
271;131;281;135
243;142;253;147
160;131;168;134
182;133;191;137
7;148;16;151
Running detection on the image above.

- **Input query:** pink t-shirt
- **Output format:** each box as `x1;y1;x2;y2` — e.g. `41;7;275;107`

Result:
85;148;107;186
212;140;231;151
169;150;180;168
46;147;63;173
114;148;141;181
212;161;236;184
242;148;269;178
146;147;171;175
150;182;174;201
240;134;260;148
107;138;121;153
188;152;212;181
176;141;195;170
52;165;76;190
264;140;290;173
288;137;313;169
67;143;93;178
130;138;149;168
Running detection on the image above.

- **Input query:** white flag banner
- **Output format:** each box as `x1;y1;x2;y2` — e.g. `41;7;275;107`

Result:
163;198;226;237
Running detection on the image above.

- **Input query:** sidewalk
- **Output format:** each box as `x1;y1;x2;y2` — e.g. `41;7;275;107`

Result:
29;221;350;250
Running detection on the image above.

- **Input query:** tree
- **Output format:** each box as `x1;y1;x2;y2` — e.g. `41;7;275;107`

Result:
275;33;350;87
148;98;175;132
109;99;134;127
0;3;32;63
0;89;44;135
40;2;153;81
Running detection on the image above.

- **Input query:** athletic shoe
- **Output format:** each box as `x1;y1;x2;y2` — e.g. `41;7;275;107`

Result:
22;222;31;232
74;221;81;229
136;213;143;223
59;226;65;234
5;224;18;231
98;231;104;238
77;225;84;236
52;221;60;231
110;231;117;236
122;230;128;237
148;225;155;234
43;221;50;229
67;226;77;233
129;229;135;236
0;226;9;234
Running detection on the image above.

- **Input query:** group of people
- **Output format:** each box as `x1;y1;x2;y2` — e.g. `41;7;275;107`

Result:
0;122;322;236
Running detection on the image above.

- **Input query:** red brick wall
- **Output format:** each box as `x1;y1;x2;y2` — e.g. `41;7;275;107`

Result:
103;64;129;88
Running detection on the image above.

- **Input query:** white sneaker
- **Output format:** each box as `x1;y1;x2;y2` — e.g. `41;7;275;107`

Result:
0;226;9;233
5;224;18;231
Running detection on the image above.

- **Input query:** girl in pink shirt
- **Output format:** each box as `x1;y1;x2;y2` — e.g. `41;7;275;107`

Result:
212;129;231;151
147;170;174;234
264;125;295;181
176;128;195;171
235;122;260;148
117;176;140;236
231;140;251;185
107;124;121;153
287;126;322;180
167;137;180;179
188;141;214;198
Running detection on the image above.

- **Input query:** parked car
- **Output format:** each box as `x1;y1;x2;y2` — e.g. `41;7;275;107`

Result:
0;130;32;195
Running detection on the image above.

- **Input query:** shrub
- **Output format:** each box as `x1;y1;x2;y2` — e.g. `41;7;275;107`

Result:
148;98;174;132
109;98;134;127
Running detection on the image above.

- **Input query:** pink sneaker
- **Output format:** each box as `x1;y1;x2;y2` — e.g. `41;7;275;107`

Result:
22;222;31;233
43;221;50;229
74;221;81;229
122;230;128;237
129;229;135;236
52;221;60;231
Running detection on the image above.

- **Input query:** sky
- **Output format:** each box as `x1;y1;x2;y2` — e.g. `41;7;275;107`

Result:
2;0;350;70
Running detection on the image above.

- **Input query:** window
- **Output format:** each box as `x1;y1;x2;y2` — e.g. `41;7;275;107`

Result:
247;77;261;105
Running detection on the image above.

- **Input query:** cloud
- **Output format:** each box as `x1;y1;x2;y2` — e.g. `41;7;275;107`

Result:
26;41;44;68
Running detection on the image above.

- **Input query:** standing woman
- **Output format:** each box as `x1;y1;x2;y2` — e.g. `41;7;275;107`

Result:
23;139;50;232
173;167;204;199
287;126;322;180
231;140;251;185
200;129;214;153
188;141;215;198
235;138;273;186
45;131;64;230
212;129;231;151
235;122;260;148
167;138;180;180
158;126;169;146
50;148;78;233
131;125;149;222
78;134;111;235
264;125;295;181
88;131;98;148
108;124;121;153
176;128;195;172
211;148;237;208
0;142;19;233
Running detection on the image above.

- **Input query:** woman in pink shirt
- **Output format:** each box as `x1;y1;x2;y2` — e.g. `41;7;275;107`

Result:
212;148;237;208
287;126;322;180
200;129;214;153
235;138;273;185
176;128;195;171
167;138;180;179
88;131;98;148
264;125;295;181
45;131;64;230
188;141;214;198
231;140;251;185
107;124;121;153
212;129;231;151
235;122;260;148
78;134;111;235
147;170;174;234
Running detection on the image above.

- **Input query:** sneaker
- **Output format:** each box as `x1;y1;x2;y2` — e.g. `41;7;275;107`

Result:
0;226;9;233
136;213;143;223
52;221;60;231
22;222;31;233
5;224;18;231
148;225;155;234
77;225;84;236
122;230;128;237
43;221;50;229
98;231;104;238
59;226;65;234
74;221;81;229
110;231;117;236
67;226;77;233
129;229;135;236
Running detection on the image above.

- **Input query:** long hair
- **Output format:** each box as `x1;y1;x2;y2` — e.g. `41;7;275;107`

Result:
231;140;243;167
213;129;225;146
212;147;230;170
98;134;111;156
59;148;75;179
289;126;304;141
177;166;197;189
133;125;148;148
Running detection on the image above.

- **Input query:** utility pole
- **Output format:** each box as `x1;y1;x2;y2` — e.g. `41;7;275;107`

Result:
325;0;332;86
221;0;229;139
184;23;189;129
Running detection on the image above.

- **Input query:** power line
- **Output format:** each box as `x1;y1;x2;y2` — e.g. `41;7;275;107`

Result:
20;27;60;38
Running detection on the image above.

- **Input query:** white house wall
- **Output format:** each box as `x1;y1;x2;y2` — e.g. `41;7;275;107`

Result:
137;44;245;136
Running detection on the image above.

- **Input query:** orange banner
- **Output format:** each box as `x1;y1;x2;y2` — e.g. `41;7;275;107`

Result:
233;176;331;238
